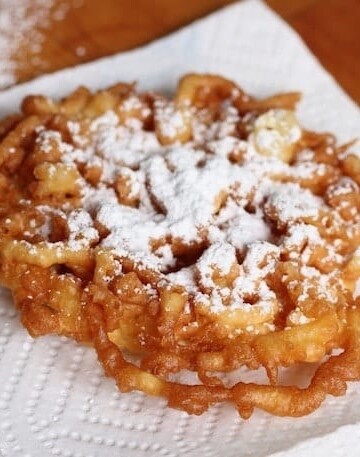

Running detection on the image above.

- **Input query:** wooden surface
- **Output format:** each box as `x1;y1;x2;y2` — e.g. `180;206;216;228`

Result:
2;0;360;103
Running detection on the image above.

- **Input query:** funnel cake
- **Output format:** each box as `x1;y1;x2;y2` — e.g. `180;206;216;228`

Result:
0;74;360;418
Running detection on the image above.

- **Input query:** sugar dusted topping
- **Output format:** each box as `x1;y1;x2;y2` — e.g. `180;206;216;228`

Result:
0;0;83;89
327;177;358;198
250;109;302;162
154;100;190;142
192;105;239;143
28;93;359;327
196;242;237;286
265;183;323;225
288;307;314;325
297;266;339;305
66;209;98;250
4;78;360;419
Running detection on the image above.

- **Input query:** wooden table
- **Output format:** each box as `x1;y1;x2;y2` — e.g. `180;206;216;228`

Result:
2;0;360;104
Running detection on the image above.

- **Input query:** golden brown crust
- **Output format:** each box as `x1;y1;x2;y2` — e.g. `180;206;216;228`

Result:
0;73;359;418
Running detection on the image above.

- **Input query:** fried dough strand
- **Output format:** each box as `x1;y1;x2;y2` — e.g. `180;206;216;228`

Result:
0;73;359;418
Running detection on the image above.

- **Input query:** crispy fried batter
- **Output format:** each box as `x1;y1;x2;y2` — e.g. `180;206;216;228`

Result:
0;74;359;418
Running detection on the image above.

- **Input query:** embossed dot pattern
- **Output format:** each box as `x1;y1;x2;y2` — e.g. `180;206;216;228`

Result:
0;178;359;456
4;301;357;457
1;1;360;455
0;255;359;457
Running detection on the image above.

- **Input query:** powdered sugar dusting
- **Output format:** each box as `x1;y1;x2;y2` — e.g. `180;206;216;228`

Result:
0;0;81;89
67;209;98;251
265;183;323;225
27;91;359;328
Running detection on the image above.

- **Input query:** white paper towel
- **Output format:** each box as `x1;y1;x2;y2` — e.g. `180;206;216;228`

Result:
0;1;360;456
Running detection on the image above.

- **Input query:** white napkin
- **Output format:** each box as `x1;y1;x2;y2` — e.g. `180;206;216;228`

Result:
0;1;359;456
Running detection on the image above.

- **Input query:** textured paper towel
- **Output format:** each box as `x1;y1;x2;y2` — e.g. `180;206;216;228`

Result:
0;1;360;456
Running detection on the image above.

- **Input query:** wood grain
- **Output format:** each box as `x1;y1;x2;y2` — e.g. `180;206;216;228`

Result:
2;0;360;104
